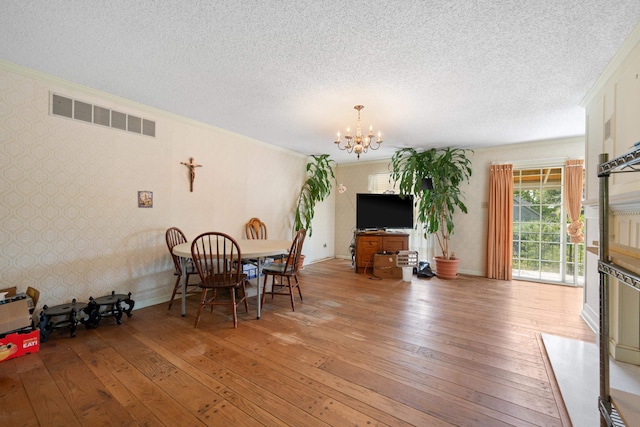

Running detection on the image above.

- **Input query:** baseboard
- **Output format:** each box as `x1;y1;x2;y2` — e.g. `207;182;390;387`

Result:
610;340;640;365
581;304;599;334
134;295;171;310
306;256;336;264
457;268;484;277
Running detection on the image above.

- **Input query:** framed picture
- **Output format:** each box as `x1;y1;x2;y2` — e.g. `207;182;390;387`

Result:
138;191;153;208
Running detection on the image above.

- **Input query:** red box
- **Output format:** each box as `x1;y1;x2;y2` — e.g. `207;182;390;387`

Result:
0;330;40;362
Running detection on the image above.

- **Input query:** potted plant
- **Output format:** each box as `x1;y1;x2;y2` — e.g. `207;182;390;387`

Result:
292;154;336;266
390;147;472;279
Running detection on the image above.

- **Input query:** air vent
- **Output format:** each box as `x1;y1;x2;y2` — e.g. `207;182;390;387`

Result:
93;105;110;127
74;100;92;123
52;94;72;118
143;119;155;137
112;110;127;130
128;115;141;134
50;93;156;137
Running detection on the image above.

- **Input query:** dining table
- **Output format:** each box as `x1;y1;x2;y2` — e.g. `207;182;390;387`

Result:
172;238;291;319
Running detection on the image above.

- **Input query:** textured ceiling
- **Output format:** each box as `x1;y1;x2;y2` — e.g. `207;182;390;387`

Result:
2;1;640;164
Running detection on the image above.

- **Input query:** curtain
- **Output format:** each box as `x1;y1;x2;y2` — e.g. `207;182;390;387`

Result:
487;164;513;280
565;159;584;243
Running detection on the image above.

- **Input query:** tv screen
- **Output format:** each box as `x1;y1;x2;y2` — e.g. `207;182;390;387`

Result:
356;193;414;230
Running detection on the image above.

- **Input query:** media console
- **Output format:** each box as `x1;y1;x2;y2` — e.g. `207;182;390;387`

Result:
354;231;409;274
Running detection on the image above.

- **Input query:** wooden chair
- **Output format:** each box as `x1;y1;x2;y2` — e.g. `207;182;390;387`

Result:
191;232;249;328
165;227;200;310
261;229;306;311
246;217;286;262
245;217;267;239
244;217;279;271
26;286;40;306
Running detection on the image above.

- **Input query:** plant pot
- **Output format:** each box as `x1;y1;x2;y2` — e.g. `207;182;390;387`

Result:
434;256;459;280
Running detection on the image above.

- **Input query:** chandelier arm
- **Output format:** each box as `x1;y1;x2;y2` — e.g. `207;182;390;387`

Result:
369;141;382;151
334;140;354;153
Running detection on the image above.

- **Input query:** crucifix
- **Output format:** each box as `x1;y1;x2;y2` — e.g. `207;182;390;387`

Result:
180;157;202;192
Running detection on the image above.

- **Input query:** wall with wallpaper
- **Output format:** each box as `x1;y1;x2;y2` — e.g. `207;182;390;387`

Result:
0;62;309;311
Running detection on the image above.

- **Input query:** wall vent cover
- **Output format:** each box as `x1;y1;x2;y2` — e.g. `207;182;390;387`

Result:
74;100;92;123
51;94;72;118
50;93;156;137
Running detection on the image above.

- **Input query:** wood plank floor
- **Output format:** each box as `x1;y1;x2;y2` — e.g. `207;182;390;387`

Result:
0;259;595;426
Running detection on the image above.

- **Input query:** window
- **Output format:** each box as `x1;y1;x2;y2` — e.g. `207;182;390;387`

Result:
512;167;584;285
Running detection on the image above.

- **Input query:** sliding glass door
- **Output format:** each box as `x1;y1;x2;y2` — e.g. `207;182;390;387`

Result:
512;167;584;285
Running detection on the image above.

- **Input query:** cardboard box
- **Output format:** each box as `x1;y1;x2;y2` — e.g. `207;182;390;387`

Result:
0;330;40;362
373;254;403;279
0;297;32;335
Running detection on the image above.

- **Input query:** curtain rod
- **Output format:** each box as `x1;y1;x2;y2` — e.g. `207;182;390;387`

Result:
491;157;583;168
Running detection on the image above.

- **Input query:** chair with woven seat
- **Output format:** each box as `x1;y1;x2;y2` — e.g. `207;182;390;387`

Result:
191;232;249;328
165;227;200;310
260;229;306;311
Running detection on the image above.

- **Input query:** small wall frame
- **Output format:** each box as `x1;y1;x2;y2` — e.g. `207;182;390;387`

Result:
138;191;153;208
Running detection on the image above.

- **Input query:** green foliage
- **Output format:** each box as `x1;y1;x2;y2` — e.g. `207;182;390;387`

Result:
512;186;585;280
390;147;472;259
294;154;336;237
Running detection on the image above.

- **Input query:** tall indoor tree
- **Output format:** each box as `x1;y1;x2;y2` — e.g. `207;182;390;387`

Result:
390;147;472;278
294;154;336;237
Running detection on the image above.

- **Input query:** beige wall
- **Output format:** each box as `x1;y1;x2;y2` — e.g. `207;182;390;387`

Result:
582;21;640;364
335;138;585;276
462;138;584;276
334;159;393;265
0;62;316;310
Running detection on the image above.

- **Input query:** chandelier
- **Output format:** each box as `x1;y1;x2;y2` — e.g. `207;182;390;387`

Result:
334;105;382;159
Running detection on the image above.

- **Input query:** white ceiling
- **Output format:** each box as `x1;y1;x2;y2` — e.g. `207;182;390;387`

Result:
2;1;640;164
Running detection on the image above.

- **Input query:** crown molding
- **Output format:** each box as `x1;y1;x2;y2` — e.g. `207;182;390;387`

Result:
606;190;640;213
0;59;304;159
581;21;640;107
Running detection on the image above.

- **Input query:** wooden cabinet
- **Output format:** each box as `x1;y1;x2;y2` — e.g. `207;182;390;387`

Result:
355;235;381;273
355;232;409;273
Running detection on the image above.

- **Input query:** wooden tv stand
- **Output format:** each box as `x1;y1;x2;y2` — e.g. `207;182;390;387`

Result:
354;231;409;274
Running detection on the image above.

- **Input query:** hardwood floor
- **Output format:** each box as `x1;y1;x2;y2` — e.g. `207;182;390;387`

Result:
0;259;595;426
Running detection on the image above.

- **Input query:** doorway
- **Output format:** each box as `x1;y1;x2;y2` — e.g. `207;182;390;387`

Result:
512;167;584;285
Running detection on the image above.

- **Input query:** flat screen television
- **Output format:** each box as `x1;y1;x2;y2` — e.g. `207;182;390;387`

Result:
356;193;414;230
